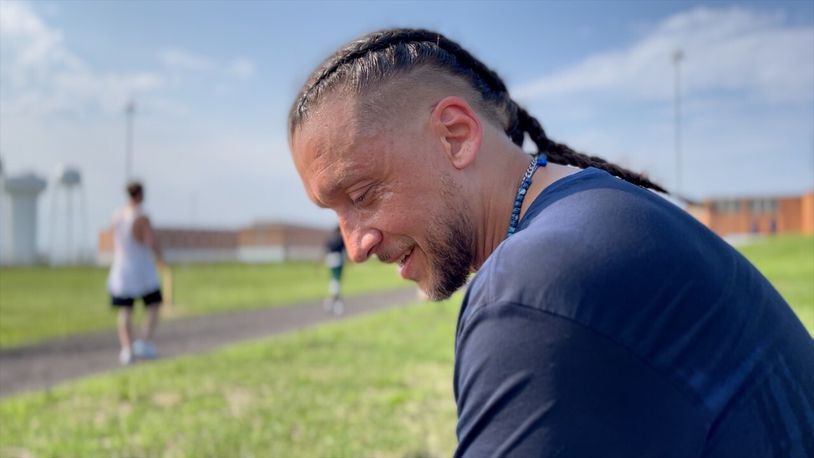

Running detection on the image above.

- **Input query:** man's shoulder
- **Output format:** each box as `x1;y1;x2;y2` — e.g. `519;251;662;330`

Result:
468;190;645;301
462;178;714;328
463;226;591;324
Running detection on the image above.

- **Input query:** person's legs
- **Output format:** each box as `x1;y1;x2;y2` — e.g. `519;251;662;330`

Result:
142;304;160;341
117;307;133;349
326;265;342;312
330;266;344;315
135;289;162;359
332;297;344;315
328;278;340;300
115;304;134;365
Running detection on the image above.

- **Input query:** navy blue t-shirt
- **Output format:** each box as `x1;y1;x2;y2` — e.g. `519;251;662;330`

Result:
454;168;814;457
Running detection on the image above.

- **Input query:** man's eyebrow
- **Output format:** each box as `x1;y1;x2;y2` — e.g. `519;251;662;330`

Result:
319;168;358;201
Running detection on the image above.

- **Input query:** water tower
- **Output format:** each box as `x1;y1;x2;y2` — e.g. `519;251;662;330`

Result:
50;164;88;264
0;156;6;262
1;169;47;265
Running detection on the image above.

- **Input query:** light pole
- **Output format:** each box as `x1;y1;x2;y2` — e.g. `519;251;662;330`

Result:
125;100;136;182
672;50;684;195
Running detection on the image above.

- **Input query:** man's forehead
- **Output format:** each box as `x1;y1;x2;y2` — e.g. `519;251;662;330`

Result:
300;154;368;209
301;125;367;181
297;132;371;205
305;105;357;155
292;87;426;201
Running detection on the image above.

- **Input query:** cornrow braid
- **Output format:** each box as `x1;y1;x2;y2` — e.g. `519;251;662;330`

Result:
291;28;515;130
290;28;667;194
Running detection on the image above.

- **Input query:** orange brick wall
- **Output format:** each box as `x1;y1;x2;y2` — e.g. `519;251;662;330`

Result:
778;197;802;234
707;200;753;235
97;221;337;264
686;205;711;227
803;192;814;234
98;227;238;252
236;224;330;248
238;225;286;246
156;229;237;249
687;192;814;237
283;226;331;247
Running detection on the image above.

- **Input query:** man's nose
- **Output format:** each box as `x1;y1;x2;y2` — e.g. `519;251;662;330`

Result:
341;220;382;263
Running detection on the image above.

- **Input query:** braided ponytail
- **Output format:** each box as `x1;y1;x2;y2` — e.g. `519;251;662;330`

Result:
290;28;667;194
514;105;667;193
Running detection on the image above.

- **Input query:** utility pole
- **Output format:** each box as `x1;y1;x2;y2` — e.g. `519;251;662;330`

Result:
125;100;136;182
673;50;684;195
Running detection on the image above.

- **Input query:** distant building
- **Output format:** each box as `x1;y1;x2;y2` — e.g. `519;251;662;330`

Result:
1;170;48;266
237;222;329;263
686;191;814;237
97;222;330;265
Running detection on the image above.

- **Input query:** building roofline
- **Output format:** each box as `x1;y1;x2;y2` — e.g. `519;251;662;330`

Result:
684;189;814;204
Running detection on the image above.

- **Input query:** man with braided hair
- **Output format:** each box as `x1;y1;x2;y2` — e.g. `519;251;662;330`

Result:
289;28;814;457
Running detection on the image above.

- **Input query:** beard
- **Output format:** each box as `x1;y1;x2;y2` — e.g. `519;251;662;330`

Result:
421;178;475;301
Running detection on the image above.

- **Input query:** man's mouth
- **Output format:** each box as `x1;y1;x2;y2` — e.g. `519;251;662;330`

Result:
397;247;414;267
397;246;415;279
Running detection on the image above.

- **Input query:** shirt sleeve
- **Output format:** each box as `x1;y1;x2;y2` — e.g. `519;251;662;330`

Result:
453;302;711;458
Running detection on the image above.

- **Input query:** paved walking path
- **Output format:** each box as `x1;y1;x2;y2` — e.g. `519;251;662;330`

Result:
0;287;419;398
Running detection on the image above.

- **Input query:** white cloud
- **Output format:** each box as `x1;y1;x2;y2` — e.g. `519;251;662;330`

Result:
0;2;256;119
158;48;255;82
514;6;814;105
0;1;275;258
158;48;215;73
0;0;164;117
1;0;80;90
227;57;256;79
512;6;814;198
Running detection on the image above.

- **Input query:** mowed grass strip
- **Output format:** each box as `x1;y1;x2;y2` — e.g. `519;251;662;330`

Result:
738;234;814;333
0;261;408;348
0;235;810;457
0;297;460;458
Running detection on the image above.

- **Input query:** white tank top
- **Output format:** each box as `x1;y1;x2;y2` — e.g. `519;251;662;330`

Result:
107;205;160;297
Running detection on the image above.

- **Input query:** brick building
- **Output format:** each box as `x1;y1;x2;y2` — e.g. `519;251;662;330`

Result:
686;191;814;237
97;222;330;265
237;222;331;263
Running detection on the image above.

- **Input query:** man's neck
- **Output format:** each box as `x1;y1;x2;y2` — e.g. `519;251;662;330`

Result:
520;161;581;220
471;147;580;271
470;144;530;270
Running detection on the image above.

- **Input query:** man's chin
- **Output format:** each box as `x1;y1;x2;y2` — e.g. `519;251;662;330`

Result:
413;266;470;301
418;281;456;302
414;280;439;302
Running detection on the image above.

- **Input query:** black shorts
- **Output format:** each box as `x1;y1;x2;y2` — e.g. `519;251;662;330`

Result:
111;289;163;308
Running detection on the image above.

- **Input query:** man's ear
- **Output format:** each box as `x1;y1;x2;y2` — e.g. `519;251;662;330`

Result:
431;96;482;170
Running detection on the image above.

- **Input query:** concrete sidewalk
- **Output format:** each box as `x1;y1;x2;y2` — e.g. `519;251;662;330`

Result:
0;287;419;398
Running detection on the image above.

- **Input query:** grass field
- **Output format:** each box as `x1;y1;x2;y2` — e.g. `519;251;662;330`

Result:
0;235;810;457
0;297;460;458
738;234;814;332
0;261;408;348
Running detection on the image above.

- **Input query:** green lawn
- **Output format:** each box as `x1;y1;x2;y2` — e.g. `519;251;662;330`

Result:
738;234;814;333
0;235;810;458
0;261;408;348
0;297;460;458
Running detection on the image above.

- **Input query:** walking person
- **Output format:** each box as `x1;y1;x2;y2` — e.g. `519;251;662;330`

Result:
289;28;814;457
107;181;164;365
324;225;346;315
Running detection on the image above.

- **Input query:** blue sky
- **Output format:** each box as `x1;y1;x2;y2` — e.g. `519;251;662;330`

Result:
1;0;812;258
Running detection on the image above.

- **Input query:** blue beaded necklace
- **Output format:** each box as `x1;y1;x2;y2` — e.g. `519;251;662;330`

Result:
506;154;547;238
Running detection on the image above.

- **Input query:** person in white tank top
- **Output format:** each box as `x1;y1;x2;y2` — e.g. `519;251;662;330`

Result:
107;181;165;365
